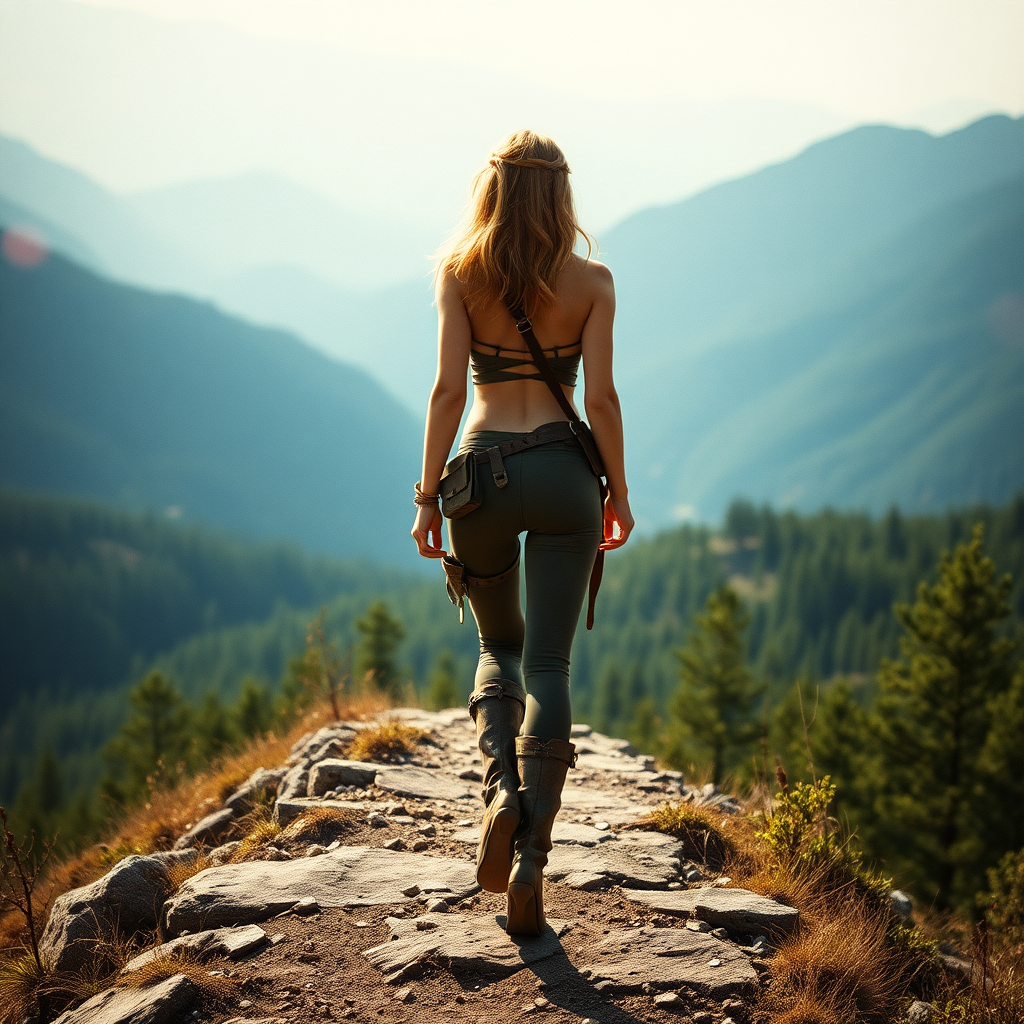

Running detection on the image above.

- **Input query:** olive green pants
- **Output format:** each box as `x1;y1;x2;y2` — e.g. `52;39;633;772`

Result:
448;427;603;741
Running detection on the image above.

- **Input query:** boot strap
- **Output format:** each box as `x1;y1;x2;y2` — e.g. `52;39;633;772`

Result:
468;679;527;720
515;735;578;768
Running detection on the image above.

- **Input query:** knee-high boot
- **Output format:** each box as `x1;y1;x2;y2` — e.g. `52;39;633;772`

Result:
469;680;526;892
504;736;576;936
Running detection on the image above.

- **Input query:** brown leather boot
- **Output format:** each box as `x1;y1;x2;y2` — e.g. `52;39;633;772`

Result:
504;736;576;936
469;679;526;892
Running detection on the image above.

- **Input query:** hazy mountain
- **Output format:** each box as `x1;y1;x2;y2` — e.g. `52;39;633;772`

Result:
0;246;422;560
128;172;440;291
0;134;203;291
596;114;1024;524
210;265;438;413
618;174;1024;521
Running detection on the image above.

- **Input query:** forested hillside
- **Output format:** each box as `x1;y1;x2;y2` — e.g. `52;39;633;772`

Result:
0;248;422;559
0;490;419;803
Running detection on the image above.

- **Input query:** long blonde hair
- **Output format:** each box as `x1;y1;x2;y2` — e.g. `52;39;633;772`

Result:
437;130;593;314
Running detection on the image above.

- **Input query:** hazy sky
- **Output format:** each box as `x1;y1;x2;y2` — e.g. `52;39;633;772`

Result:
1;0;1021;230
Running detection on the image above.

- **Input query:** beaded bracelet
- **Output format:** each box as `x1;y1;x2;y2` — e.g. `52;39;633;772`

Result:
414;481;440;507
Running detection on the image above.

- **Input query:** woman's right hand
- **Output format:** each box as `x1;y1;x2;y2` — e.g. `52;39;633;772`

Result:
411;504;446;558
600;493;634;550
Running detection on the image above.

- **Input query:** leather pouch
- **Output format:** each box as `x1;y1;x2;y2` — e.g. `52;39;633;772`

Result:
439;451;481;519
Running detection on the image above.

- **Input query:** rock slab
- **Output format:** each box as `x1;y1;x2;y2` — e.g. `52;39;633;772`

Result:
163;847;479;936
123;924;268;973
52;974;197;1024
307;759;378;795
580;926;759;997
40;855;174;974
624;887;799;935
547;831;684;889
373;765;477;802
364;913;569;983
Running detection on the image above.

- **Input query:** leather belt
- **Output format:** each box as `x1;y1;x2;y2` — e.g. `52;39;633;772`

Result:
469;420;578;488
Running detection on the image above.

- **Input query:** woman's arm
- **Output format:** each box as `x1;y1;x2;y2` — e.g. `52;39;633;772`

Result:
581;262;634;550
411;271;471;558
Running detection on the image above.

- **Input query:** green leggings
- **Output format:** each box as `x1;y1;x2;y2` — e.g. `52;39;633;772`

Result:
448;425;603;741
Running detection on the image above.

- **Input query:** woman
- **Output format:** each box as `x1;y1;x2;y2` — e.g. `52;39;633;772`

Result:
411;130;633;936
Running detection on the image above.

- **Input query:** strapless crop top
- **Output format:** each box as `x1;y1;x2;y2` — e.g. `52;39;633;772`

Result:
470;339;581;386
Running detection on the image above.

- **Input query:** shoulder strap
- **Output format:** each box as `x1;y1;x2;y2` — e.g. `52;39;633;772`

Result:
507;303;582;425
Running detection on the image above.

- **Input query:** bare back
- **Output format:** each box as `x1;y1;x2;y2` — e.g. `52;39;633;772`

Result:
435;254;615;435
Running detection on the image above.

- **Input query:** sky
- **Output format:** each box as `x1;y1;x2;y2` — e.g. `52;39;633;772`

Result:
1;0;1022;231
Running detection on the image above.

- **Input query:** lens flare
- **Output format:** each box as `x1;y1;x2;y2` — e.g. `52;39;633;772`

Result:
2;225;48;268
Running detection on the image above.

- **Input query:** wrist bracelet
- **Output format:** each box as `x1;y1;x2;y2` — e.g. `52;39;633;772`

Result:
414;481;440;507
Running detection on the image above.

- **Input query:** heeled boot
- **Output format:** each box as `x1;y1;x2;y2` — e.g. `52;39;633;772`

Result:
468;679;526;892
504;736;577;936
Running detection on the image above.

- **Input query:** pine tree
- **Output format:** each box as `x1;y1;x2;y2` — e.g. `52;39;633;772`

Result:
195;692;235;760
425;650;460;710
234;678;275;739
977;663;1024;865
592;658;623;735
354;600;405;696
871;524;1015;912
626;697;661;754
103;671;192;801
668;586;763;785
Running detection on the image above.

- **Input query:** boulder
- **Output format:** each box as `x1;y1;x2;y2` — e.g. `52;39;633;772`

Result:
40;855;174;974
224;767;286;815
163;846;479;936
123;924;267;973
907;1002;936;1023
277;764;309;801
580;925;758;997
307;759;378;795
624;887;799;935
173;808;236;850
52;973;197;1024
363;914;569;983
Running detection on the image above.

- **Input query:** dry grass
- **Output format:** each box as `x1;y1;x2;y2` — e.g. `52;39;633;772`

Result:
0;691;390;960
118;947;236;1001
0;948;46;1024
761;899;905;1024
278;807;358;848
164;852;212;893
228;806;284;863
630;802;737;869
345;717;427;763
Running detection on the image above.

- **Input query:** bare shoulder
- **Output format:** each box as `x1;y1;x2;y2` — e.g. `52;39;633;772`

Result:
576;256;614;299
435;266;468;306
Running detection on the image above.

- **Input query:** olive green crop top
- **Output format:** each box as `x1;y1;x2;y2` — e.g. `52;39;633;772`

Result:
470;339;581;386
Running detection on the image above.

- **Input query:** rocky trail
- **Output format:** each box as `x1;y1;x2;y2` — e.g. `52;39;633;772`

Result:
39;709;801;1024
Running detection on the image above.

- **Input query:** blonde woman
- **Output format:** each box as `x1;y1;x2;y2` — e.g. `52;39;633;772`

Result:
411;130;633;935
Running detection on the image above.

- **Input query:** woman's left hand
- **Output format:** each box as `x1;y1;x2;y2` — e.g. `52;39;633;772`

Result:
600;493;634;550
411;505;446;558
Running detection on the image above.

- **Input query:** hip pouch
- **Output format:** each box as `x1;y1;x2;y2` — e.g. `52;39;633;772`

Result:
439;451;481;519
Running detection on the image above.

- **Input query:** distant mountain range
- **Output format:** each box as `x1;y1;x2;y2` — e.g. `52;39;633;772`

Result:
0;248;421;560
1;115;1022;535
127;172;439;291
